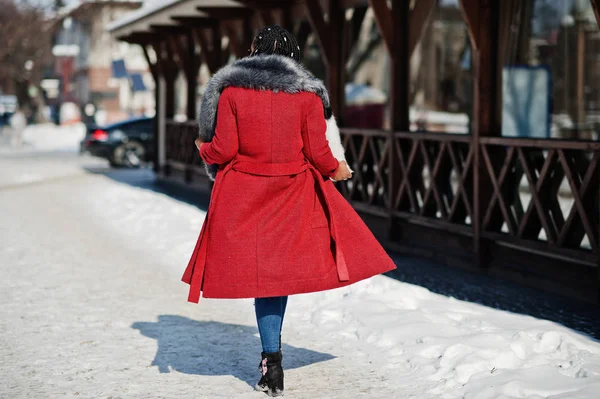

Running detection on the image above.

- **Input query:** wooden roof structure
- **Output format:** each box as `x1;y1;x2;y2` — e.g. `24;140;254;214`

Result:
110;0;600;304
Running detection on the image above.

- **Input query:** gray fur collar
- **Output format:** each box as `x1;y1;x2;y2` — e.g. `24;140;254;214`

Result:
198;55;333;143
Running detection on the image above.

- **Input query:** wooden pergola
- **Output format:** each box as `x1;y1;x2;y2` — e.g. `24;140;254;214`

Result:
110;0;600;304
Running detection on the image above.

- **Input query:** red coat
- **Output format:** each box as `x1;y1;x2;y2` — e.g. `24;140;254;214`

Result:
182;87;396;302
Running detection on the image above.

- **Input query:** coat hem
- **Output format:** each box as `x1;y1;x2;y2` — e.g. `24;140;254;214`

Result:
185;261;396;301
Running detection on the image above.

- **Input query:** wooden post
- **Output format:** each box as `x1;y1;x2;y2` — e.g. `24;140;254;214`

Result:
150;40;178;177
193;22;223;74
461;0;500;268
370;0;393;53
153;41;178;119
224;21;245;58
593;0;600;302
165;75;176;119
212;21;223;68
591;0;600;28
141;42;161;173
409;0;436;55
388;0;411;240
391;0;410;132
295;20;311;53
305;0;329;62
186;32;199;120
349;7;368;51
597;152;600;303
282;6;294;32
575;22;585;129
243;15;254;54
304;0;347;119
328;0;344;120
260;10;277;26
169;33;200;120
154;75;161;173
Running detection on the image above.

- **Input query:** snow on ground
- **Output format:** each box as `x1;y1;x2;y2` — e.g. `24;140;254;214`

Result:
0;122;85;154
1;125;600;398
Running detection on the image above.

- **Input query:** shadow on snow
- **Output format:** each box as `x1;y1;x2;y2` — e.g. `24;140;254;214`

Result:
131;315;335;387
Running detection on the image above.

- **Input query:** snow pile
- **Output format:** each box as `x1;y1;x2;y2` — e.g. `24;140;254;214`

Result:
80;174;600;398
290;278;600;398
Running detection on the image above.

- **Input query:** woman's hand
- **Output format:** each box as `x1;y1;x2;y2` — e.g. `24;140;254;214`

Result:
332;161;353;181
194;138;204;150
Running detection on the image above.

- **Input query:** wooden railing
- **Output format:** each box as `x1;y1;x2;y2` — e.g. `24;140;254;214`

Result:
165;120;208;180
337;128;600;269
163;121;599;276
338;129;474;234
479;137;599;265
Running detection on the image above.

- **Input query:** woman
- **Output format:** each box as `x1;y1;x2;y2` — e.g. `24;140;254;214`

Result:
182;26;396;396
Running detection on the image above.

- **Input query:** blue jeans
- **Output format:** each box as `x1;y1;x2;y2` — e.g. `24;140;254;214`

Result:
255;296;288;353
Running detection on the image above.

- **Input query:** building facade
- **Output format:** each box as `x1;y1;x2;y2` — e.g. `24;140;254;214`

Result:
51;0;154;124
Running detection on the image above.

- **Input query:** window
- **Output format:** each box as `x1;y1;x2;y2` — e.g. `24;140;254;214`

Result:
502;0;600;140
409;0;473;134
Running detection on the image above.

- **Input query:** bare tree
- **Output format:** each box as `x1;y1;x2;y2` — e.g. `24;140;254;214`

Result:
0;0;53;116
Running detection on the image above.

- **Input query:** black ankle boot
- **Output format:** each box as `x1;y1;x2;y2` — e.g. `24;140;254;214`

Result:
255;350;284;397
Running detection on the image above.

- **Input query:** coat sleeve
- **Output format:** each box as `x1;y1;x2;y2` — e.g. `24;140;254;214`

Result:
199;88;239;165
301;94;340;178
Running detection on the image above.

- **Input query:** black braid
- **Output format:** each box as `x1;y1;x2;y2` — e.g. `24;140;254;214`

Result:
250;25;301;62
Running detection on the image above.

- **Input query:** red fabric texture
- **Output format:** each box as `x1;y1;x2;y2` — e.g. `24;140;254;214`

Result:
182;87;396;301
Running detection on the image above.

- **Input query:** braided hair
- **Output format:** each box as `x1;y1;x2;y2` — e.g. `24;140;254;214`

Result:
250;25;301;62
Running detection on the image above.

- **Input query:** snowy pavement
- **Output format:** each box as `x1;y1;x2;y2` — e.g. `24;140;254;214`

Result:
1;125;600;398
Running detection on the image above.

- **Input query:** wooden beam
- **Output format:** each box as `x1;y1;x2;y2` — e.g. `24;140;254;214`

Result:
168;32;202;120
242;15;255;55
193;28;216;72
150;24;189;35
238;0;290;10
305;0;330;64
151;41;178;119
223;21;246;58
328;0;344;119
196;7;254;20
388;0;411;242
212;21;223;69
391;0;410;131
350;6;368;50
282;6;294;32
459;0;480;50
369;0;393;53
171;16;218;28
409;0;436;55
121;31;160;44
168;35;187;71
260;9;277;26
591;0;600;30
295;19;311;52
472;0;501;268
141;44;158;79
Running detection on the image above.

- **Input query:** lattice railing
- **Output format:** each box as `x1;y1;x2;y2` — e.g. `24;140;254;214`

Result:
165;121;206;174
337;129;390;210
165;121;598;262
481;138;600;253
391;132;473;227
337;128;599;262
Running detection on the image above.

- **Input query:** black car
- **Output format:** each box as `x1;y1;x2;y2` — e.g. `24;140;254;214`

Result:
80;117;153;167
